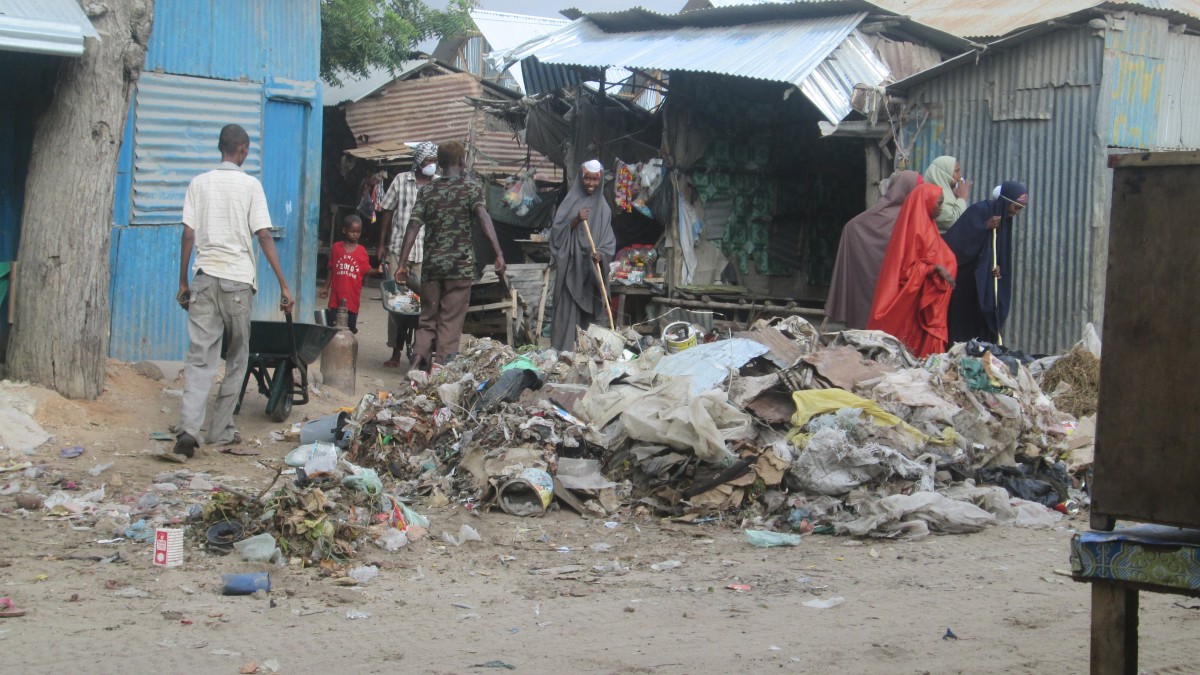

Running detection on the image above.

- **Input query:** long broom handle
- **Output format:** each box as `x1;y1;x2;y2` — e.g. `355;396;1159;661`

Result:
992;228;1003;347
581;219;616;330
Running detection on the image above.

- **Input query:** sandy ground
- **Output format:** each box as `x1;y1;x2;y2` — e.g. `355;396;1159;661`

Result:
2;295;1199;674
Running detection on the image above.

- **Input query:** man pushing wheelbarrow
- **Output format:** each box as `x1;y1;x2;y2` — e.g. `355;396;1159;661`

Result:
173;123;294;459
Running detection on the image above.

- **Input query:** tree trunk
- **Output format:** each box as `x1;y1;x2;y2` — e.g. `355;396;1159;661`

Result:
8;0;153;399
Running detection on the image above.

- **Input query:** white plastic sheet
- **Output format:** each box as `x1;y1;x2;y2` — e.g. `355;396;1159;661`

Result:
838;492;996;538
653;338;768;395
620;377;752;465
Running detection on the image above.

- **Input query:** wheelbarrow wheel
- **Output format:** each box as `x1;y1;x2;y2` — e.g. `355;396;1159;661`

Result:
266;366;294;423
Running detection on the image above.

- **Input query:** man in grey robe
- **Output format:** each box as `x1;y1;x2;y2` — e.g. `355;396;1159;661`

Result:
550;160;615;351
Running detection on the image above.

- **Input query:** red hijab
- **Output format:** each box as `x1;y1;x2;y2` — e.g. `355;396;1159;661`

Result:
867;183;958;357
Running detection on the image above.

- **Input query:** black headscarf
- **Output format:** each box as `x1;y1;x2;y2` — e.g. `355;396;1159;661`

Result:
943;180;1029;342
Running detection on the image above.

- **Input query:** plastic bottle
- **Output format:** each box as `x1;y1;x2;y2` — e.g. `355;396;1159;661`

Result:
321;300;358;394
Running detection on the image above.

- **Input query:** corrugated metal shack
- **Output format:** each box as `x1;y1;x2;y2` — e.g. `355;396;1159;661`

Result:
338;64;558;177
885;1;1200;353
0;0;98;356
492;1;972;308
107;0;323;360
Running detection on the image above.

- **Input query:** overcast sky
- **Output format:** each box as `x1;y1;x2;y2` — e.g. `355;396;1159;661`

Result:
427;0;687;18
416;0;687;50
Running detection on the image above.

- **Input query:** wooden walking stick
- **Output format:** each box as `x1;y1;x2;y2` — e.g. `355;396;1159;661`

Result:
581;218;615;329
992;228;1003;346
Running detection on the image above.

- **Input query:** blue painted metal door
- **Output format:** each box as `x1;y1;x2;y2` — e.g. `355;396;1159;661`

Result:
254;98;309;319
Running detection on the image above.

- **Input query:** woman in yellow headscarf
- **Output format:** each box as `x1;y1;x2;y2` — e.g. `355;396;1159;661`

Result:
923;156;972;233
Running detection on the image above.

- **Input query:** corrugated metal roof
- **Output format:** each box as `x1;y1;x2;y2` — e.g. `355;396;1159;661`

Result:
145;0;320;83
323;59;434;106
492;14;889;122
469;9;569;94
564;0;974;51
0;0;98;56
872;0;1200;39
342;72;558;176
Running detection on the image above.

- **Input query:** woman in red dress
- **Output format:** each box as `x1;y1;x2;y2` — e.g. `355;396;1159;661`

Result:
867;183;957;358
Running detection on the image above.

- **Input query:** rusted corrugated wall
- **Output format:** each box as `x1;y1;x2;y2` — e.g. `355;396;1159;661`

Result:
343;72;558;177
897;25;1107;354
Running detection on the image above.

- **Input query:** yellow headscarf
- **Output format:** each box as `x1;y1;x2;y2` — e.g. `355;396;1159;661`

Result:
923;156;960;230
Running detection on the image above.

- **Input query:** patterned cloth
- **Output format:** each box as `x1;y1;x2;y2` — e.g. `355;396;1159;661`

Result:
1071;525;1200;591
379;171;425;262
411;174;485;280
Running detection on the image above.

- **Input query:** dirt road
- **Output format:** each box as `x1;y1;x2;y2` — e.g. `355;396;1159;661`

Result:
2;298;1197;674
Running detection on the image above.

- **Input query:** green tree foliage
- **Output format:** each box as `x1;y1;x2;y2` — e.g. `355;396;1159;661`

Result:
321;0;476;85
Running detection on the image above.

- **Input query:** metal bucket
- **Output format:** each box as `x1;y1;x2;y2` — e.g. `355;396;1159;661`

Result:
299;411;350;445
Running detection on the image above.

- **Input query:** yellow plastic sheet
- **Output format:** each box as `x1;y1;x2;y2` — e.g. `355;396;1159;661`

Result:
790;389;928;441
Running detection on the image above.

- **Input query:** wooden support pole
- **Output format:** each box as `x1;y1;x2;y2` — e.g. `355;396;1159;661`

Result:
1091;581;1138;675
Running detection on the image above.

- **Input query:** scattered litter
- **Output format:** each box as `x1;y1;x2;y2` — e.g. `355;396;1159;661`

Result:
650;560;682;571
744;530;802;548
530;565;584;576
345;609;370;620
60;446;85;459
442;525;482;547
347;566;379;583
802;597;845;609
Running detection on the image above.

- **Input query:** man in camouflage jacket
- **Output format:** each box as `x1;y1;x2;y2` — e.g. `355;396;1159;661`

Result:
394;141;505;372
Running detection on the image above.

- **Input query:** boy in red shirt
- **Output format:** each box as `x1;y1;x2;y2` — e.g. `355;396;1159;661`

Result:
320;214;378;333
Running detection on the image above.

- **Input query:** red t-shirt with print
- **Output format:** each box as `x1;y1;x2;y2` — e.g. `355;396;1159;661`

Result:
328;241;370;313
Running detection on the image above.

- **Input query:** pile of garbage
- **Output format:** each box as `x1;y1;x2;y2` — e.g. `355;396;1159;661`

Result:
2;319;1099;569
271;317;1097;547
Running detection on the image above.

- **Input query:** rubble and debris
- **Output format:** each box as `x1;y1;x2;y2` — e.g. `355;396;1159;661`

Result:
6;317;1094;577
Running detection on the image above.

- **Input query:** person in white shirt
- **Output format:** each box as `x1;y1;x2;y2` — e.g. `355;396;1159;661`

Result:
376;141;437;367
173;124;293;458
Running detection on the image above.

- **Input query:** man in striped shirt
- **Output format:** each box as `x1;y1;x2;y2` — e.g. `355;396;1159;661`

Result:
377;142;437;367
174;124;293;458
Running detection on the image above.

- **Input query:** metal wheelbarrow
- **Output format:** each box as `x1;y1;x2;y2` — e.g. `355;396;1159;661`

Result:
224;315;339;422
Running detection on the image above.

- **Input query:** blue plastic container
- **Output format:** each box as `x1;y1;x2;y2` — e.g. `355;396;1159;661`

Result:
221;572;271;595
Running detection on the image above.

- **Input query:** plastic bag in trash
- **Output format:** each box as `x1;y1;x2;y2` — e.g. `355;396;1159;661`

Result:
234;533;280;563
744;530;802;548
383;285;420;314
838;492;996;538
343;467;383;495
475;367;544;412
303;442;339;476
400;503;430;529
376;528;408;551
442;524;482;547
348;565;379;583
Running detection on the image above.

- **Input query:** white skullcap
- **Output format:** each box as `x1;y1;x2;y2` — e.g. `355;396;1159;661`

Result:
582;159;603;174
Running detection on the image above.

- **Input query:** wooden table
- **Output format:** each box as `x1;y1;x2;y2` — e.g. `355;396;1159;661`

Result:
610;285;655;327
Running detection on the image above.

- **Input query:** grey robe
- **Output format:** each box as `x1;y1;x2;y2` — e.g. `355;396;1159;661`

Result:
549;167;615;351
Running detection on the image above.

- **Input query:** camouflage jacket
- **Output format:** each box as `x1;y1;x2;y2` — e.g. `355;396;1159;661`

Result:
410;175;484;280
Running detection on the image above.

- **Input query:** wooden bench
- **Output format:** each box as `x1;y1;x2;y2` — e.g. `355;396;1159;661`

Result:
1070;525;1200;674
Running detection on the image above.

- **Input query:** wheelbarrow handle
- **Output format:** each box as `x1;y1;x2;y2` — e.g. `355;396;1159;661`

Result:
284;308;300;362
